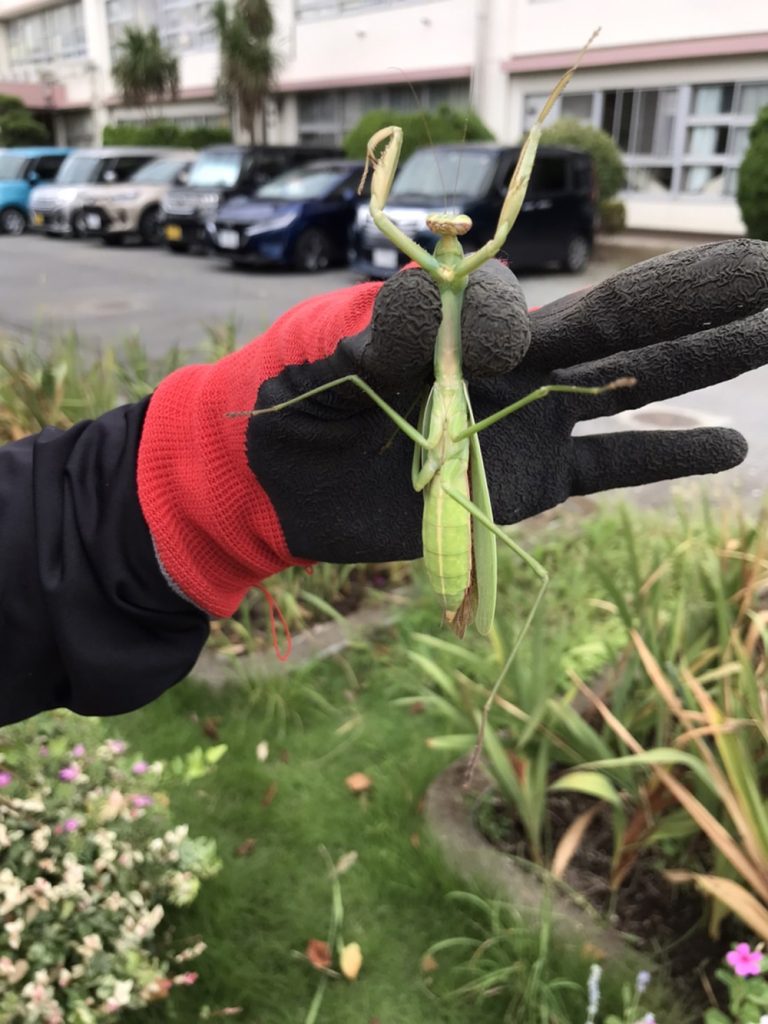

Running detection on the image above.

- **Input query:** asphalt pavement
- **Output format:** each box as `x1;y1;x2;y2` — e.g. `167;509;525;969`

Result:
1;232;766;504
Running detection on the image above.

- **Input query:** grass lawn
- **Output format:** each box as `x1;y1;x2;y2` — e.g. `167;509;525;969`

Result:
112;506;684;1024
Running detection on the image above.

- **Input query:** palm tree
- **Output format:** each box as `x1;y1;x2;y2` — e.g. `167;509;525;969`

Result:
212;0;280;144
112;27;179;118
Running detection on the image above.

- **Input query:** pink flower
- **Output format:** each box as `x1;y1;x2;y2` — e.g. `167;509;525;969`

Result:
71;743;86;757
131;794;153;808
58;764;80;782
726;942;764;977
131;760;149;775
106;739;127;755
0;771;12;788
173;971;198;986
63;818;80;832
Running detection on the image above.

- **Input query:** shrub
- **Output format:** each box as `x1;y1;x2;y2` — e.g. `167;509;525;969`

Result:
599;197;626;233
343;105;493;163
0;712;222;1022
737;104;768;239
102;121;231;149
0;94;49;146
539;117;625;200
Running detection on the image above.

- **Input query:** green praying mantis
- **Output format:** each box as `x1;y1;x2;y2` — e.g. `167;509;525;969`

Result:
243;29;634;774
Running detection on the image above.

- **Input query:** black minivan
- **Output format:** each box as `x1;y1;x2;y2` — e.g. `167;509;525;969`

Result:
160;143;342;252
352;143;596;277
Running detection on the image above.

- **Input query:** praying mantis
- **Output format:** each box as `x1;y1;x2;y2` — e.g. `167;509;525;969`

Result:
243;29;634;772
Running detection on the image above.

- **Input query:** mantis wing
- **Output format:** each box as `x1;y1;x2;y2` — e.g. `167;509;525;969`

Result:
464;383;497;636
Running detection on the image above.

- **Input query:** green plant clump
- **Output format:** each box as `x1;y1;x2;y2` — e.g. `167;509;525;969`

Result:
103;121;231;148
540;117;625;200
344;106;494;163
0;94;49;146
0;712;223;1022
737;104;768;239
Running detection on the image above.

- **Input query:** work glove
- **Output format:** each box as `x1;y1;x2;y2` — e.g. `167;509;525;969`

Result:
137;239;768;618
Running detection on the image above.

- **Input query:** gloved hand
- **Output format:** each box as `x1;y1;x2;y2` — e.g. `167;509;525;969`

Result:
137;239;768;618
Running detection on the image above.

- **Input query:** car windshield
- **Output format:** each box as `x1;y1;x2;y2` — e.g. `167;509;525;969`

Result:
187;153;242;187
390;149;495;202
56;155;102;184
255;167;347;200
0;154;28;180
130;158;189;184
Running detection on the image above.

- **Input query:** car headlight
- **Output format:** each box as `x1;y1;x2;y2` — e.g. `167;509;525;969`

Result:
243;211;298;236
355;205;371;229
198;192;220;209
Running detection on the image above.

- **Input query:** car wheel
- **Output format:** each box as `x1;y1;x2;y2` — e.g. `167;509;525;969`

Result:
293;229;332;272
139;206;162;245
71;211;88;237
103;234;123;246
168;241;190;254
0;207;26;236
561;234;590;274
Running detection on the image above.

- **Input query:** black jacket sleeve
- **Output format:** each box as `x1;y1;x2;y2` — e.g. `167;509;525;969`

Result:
0;398;209;726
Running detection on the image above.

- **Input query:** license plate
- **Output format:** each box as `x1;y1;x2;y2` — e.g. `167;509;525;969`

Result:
164;224;183;241
372;247;398;269
86;212;101;230
217;229;240;250
32;212;44;226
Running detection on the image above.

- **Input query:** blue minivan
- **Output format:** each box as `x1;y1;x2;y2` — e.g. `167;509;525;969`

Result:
0;147;70;235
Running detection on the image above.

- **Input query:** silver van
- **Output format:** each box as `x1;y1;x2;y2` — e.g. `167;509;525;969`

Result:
29;147;172;237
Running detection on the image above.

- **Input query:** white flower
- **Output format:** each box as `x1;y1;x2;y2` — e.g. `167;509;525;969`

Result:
4;916;25;950
110;978;134;1007
30;825;51;853
75;933;102;959
0;823;10;848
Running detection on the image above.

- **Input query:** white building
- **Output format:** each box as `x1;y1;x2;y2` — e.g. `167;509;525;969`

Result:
0;0;766;234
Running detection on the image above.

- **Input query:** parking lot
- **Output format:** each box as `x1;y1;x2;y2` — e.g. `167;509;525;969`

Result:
1;231;767;498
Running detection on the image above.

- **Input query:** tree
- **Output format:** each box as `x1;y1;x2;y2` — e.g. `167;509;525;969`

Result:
539;118;625;201
112;27;179;117
212;0;280;144
344;107;493;163
0;95;49;145
737;104;768;240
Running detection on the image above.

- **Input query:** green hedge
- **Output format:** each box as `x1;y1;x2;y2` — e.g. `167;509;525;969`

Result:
539;117;626;200
737;104;768;240
343;105;493;163
103;120;231;148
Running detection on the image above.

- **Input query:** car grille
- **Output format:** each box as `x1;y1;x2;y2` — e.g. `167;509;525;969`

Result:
32;195;58;211
163;195;199;216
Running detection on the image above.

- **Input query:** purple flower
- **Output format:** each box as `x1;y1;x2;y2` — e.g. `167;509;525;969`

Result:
131;794;153;809
0;771;12;788
58;764;80;782
106;739;127;755
635;970;651;994
63;818;79;832
71;744;86;758
131;760;149;775
726;942;764;977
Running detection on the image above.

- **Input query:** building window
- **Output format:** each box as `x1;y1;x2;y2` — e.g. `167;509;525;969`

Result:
106;0;218;56
297;80;470;145
7;2;86;66
295;0;438;19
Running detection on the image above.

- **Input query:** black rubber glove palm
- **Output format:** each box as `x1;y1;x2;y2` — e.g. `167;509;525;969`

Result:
249;239;768;565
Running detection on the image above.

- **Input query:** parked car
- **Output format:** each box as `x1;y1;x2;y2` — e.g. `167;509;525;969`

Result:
208;159;366;271
160;143;343;253
352;143;596;277
29;147;172;237
0;147;70;235
78;151;197;245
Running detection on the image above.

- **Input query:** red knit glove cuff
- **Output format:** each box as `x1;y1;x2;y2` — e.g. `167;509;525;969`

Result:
137;283;381;617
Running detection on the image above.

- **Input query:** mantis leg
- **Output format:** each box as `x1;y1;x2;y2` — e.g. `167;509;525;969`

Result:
454;377;635;441
455;29;600;280
231;373;433;450
442;484;549;785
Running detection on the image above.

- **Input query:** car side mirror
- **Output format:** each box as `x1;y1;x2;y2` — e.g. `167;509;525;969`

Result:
176;169;189;185
27;170;39;184
102;169;117;183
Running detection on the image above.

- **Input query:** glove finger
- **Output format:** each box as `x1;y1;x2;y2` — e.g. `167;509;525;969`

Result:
552;307;768;421
571;427;747;496
528;239;768;370
461;260;531;377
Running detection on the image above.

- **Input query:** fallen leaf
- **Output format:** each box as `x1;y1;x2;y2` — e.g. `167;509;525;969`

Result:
255;740;269;763
408;701;426;715
305;938;332;971
202;717;221;741
261;782;278;807
334;850;358;877
421;953;438;973
340;941;363;981
580;942;607;961
234;838;257;857
409;832;421;849
345;772;372;794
